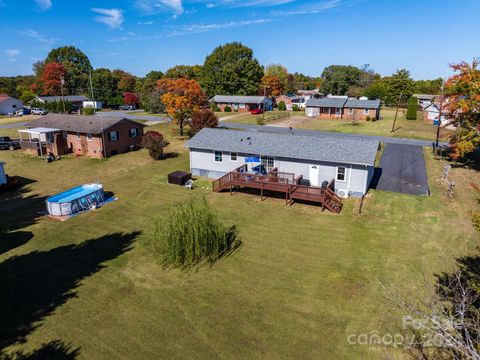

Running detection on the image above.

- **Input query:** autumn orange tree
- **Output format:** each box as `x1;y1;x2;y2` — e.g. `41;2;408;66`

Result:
261;75;284;96
157;78;207;136
445;59;480;160
40;62;66;95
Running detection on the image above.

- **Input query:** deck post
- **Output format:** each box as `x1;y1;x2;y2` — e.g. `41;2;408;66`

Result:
261;186;264;201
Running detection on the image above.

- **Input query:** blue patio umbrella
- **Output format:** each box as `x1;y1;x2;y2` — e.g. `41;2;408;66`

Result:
245;156;261;163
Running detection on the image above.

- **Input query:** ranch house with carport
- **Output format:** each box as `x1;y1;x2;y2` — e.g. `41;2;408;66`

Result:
19;114;145;158
305;97;381;120
186;128;379;199
211;95;273;112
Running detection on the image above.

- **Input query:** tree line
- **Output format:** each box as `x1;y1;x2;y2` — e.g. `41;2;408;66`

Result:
0;42;442;110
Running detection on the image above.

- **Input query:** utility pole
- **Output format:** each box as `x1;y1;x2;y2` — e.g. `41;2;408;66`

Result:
89;71;96;116
435;79;446;149
262;85;269;123
89;71;105;158
60;76;66;114
391;92;403;133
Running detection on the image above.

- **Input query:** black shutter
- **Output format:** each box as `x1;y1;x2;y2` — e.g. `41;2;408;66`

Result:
116;131;119;140
128;129;132;138
107;132;111;141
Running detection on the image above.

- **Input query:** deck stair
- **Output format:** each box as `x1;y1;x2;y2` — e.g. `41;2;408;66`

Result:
212;165;343;214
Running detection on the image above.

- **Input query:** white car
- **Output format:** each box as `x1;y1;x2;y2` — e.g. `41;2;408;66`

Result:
31;107;48;115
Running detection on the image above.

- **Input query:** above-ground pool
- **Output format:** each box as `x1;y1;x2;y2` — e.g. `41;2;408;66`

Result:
46;183;105;216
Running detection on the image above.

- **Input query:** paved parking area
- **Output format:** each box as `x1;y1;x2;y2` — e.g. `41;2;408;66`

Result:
372;144;429;195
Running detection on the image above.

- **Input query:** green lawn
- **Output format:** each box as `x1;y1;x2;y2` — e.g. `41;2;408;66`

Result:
226;110;294;125
0;122;478;359
129;111;168;117
294;108;453;142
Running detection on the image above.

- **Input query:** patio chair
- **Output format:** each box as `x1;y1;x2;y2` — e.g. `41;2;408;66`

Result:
185;179;194;190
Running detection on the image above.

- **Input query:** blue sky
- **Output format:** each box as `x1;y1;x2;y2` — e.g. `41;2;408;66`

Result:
0;0;479;79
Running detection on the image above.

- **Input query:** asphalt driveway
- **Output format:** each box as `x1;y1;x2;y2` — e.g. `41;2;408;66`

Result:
372;144;429;195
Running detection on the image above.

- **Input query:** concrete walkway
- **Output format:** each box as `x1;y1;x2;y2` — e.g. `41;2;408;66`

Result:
220;122;448;147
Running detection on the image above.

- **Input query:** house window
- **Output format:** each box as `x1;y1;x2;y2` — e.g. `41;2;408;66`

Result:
230;152;238;162
129;128;139;138
109;131;118;141
364;108;369;115
336;167;346;182
214;151;223;163
87;133;93;141
76;132;80;140
261;156;275;172
348;108;353;114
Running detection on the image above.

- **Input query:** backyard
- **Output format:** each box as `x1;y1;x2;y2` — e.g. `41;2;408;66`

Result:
0;122;478;359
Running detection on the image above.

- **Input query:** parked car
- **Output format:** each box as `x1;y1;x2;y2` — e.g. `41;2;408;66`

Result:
0;136;21;150
251;108;264;115
14;107;31;116
119;105;136;111
31;107;48;115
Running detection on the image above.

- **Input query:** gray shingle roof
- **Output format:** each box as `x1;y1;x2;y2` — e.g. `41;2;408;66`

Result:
37;95;90;103
211;95;271;104
186;128;379;166
344;99;381;109
306;97;348;108
25;113;145;134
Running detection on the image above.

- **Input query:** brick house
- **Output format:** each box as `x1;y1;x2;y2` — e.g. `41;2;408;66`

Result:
275;95;306;110
305;97;381;120
19;114;146;158
211;95;273;112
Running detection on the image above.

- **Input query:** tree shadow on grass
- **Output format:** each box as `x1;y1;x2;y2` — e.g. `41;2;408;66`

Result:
0;177;42;255
0;231;140;354
1;340;79;360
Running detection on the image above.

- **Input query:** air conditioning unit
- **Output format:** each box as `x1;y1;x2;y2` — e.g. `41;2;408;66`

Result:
337;189;349;198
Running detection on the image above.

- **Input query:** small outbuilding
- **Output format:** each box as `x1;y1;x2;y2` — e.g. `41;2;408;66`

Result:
0;94;23;115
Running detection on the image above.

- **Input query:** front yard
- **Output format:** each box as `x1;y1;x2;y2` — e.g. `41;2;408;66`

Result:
0;122;477;359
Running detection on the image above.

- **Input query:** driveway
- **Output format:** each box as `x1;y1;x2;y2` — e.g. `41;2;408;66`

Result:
220;122;446;147
372;144;429;195
96;110;170;123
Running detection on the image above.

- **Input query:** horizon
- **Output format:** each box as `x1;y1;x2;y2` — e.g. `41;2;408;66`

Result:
1;0;479;79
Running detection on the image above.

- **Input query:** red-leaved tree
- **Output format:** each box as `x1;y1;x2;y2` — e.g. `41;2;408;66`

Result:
190;109;218;136
124;92;139;105
41;62;66;96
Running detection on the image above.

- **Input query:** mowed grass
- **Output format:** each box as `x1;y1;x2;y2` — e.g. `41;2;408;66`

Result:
294;108;453;141
0;122;479;359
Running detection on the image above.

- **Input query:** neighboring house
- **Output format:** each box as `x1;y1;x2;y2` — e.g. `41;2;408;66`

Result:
275;95;306;110
305;97;381;120
423;103;448;125
19;113;145;158
33;95;90;111
297;89;322;100
413;94;437;109
0;162;6;185
0;94;23;115
186;128;379;198
211;95;273;112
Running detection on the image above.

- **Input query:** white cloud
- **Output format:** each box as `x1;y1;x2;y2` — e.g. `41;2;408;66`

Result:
272;0;342;16
5;49;20;59
168;18;273;36
205;0;294;8
135;0;183;15
35;0;52;10
138;20;155;25
92;8;125;29
24;29;57;44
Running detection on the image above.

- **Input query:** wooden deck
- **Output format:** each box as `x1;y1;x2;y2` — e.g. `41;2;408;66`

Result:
212;165;343;214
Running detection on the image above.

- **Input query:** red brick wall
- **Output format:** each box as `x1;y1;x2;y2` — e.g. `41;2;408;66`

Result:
103;121;145;157
342;108;378;121
64;132;103;158
217;103;255;112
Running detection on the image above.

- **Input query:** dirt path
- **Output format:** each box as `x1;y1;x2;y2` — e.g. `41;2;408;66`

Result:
265;115;309;128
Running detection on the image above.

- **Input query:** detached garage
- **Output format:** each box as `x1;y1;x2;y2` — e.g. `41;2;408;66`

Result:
0;94;23;115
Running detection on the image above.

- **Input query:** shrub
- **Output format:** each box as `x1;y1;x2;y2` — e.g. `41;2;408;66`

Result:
224;105;232;112
278;101;286;111
366;115;371;121
406;96;417;120
292;104;300;111
190;109;219;136
141;130;170;160
210;103;220;112
150;197;239;267
83;107;95;116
